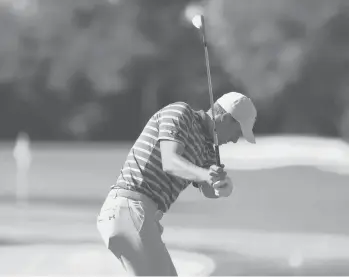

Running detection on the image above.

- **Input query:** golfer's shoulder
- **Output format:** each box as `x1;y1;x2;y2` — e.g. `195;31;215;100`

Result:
161;101;194;118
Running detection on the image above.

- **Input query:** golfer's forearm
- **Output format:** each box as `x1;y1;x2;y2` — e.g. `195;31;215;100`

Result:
162;154;208;184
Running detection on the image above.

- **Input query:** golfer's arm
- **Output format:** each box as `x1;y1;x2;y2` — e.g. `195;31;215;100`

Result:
160;140;209;184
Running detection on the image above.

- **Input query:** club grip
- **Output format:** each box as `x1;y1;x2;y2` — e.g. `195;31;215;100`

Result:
214;145;221;166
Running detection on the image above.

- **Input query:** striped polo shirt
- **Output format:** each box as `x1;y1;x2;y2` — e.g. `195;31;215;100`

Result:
112;102;216;212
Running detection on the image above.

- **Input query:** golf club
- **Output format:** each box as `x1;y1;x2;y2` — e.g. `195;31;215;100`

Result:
192;14;221;167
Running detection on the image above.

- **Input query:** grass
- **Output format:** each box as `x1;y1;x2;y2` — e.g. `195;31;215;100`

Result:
1;143;349;275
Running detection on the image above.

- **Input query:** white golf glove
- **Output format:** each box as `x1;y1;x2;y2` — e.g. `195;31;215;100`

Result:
213;176;233;197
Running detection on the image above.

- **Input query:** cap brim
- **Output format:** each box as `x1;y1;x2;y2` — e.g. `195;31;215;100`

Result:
240;121;256;144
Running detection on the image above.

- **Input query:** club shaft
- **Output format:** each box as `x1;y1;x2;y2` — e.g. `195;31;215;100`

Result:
201;22;221;166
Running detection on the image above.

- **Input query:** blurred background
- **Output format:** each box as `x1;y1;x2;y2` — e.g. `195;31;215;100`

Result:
0;0;348;141
1;0;349;275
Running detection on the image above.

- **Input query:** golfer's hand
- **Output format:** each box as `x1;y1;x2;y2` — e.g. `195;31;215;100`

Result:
206;164;226;186
213;176;233;197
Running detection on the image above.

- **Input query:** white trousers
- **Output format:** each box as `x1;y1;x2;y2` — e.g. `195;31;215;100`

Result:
96;189;177;276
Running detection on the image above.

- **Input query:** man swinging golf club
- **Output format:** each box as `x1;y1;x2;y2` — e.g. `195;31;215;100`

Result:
96;14;257;276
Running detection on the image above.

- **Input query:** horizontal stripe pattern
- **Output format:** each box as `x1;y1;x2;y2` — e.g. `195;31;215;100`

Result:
111;102;217;212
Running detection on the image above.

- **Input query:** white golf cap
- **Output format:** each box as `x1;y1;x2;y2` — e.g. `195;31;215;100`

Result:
216;92;257;144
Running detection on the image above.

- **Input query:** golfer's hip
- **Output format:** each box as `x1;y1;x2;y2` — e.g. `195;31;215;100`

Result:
96;188;164;247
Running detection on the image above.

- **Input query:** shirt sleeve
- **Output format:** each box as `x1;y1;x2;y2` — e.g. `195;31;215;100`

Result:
157;103;191;147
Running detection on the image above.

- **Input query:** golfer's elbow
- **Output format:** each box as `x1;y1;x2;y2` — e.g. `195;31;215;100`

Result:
162;155;180;175
162;162;174;175
160;140;185;175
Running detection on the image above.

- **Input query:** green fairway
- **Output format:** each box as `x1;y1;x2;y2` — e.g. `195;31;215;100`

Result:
1;143;349;234
1;143;349;275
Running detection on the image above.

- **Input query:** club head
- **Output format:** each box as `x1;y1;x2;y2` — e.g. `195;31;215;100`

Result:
192;14;204;29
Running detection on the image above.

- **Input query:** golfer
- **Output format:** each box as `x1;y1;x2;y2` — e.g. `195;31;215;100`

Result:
97;91;257;276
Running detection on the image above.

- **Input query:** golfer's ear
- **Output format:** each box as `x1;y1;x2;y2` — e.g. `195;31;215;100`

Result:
159;140;185;172
221;113;231;122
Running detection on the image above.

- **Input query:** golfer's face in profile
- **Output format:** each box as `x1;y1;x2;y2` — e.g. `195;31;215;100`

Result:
217;114;242;145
